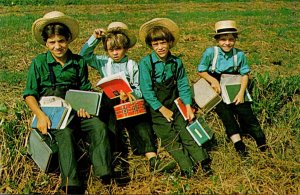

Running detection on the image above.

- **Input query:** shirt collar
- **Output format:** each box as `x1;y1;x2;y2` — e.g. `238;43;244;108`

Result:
150;51;176;64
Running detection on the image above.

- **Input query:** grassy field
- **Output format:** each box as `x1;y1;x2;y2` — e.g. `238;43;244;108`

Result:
0;1;300;194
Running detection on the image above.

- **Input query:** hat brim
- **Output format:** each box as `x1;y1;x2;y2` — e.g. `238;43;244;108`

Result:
32;16;79;45
139;18;179;48
107;28;137;48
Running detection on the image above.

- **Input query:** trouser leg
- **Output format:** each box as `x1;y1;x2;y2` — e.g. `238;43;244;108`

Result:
151;112;194;171
80;117;112;177
52;127;81;187
174;112;209;163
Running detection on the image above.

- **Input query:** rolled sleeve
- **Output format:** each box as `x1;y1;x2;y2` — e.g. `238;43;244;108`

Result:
23;60;40;99
197;48;213;72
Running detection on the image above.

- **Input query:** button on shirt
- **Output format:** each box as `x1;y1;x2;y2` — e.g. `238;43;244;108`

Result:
80;35;142;98
197;47;250;75
23;50;92;99
139;51;192;111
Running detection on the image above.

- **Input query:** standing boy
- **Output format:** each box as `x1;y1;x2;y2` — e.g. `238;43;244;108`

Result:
197;20;267;157
80;22;175;180
24;11;111;193
139;18;212;178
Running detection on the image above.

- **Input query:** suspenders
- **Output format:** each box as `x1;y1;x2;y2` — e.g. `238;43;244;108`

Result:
211;46;238;73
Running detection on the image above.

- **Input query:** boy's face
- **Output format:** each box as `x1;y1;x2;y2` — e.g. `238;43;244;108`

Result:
217;34;236;52
107;39;127;62
151;40;171;61
46;34;69;62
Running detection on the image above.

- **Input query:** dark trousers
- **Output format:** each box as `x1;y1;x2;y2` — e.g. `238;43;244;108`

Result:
215;101;266;146
52;117;111;187
150;109;209;171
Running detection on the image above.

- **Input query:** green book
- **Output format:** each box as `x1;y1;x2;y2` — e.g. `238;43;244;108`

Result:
65;89;102;116
225;84;252;104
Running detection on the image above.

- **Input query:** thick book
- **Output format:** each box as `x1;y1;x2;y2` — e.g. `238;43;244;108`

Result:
220;74;253;104
174;97;195;121
27;129;59;172
186;116;214;146
192;78;222;113
96;71;133;99
31;106;68;129
65;89;102;116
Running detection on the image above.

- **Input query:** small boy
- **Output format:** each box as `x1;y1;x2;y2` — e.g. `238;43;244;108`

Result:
139;18;212;178
197;20;267;157
80;22;175;179
24;11;111;193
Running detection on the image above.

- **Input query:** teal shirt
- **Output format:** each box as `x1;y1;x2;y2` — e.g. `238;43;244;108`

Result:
197;46;250;75
139;51;192;111
80;35;142;98
23;50;92;100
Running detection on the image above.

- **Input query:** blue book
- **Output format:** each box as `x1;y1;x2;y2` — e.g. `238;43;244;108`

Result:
31;107;68;129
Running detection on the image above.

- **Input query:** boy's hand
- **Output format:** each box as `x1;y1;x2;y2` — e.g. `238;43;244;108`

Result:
233;91;245;105
186;105;195;122
159;106;173;122
77;108;91;119
210;78;221;94
93;28;106;39
37;114;51;134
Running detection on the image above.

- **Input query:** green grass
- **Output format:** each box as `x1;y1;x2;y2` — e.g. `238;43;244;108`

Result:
0;1;300;194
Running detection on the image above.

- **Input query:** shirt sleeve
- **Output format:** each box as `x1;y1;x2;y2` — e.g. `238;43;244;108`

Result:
176;58;192;105
139;57;163;110
197;47;214;72
23;59;40;99
80;35;110;78
237;50;251;75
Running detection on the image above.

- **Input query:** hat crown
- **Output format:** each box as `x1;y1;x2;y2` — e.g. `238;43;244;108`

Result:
107;22;128;31
43;11;66;19
215;20;237;33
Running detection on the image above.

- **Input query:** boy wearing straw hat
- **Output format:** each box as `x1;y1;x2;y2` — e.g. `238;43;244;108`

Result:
23;11;112;193
80;22;176;182
197;20;267;157
139;18;213;178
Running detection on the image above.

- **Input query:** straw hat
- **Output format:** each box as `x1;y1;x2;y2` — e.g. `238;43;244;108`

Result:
32;11;79;45
212;20;239;38
139;18;179;48
107;22;137;48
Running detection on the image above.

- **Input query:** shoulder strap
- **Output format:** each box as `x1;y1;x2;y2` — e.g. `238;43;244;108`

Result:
233;48;238;71
212;46;238;72
127;59;134;85
105;58;113;76
48;64;56;90
212;46;218;73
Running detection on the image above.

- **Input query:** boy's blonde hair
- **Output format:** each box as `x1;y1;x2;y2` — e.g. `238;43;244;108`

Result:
102;31;130;51
145;26;175;48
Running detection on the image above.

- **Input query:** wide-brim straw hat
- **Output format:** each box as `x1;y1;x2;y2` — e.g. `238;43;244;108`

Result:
139;18;179;48
107;22;137;48
32;11;79;45
211;20;239;38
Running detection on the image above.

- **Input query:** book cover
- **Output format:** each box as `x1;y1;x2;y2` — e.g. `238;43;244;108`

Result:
186;117;214;146
96;71;133;99
65;90;102;116
31;106;68;129
174;97;195;121
223;84;252;104
193;78;222;113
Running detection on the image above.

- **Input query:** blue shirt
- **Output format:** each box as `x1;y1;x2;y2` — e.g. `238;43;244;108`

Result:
80;35;142;98
139;51;192;111
197;46;250;75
